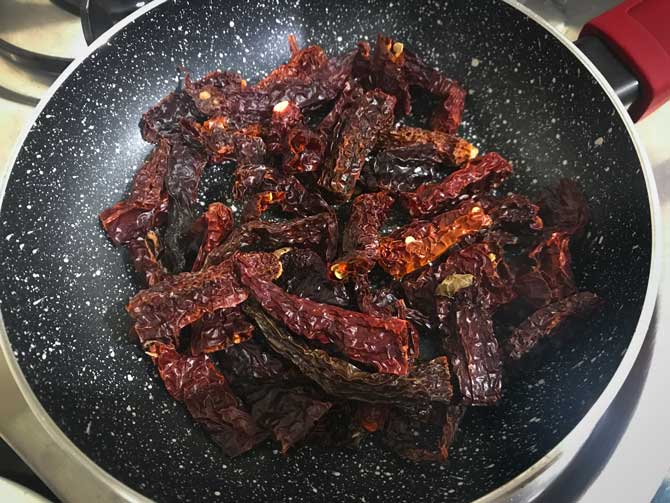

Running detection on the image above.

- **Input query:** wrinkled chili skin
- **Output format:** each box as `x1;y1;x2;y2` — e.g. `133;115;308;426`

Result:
238;253;410;375
515;231;576;308
381;126;478;167
190;308;254;355
103;35;602;463
506;292;602;360
205;211;338;266
318;89;396;201
191;202;234;272
100;140;171;246
154;345;268;457
127;235;167;287
431;82;466;135
379;201;493;278
127;258;250;349
283;125;325;174
360;144;446;193
401;152;513;218
248;386;332;452
440;286;502;405
247;305;451;404
277;248;350;307
256;36;328;90
330;192;395;280
217;340;288;383
161;139;209;272
140;90;205;144
265;100;303;155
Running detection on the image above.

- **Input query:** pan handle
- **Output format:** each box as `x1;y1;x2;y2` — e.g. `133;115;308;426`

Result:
578;0;670;122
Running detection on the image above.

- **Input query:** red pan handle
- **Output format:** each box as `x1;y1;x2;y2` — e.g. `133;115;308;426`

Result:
580;0;670;121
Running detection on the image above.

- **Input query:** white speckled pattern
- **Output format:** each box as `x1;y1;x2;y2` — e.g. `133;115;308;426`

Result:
0;0;652;501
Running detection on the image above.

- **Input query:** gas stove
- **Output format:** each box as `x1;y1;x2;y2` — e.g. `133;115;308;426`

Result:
1;1;669;502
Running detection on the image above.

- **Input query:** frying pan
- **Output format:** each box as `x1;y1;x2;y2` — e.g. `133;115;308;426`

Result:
0;0;667;501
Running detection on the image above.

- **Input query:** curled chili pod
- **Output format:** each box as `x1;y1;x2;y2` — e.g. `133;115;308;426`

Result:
282;125;325;174
436;242;516;311
482;193;544;234
191;202;234;272
99;140;171;246
378;201;493;278
360;143;446;193
265;100;303;155
430;81;467;134
154;344;268;457
506;291;603;360
190;308;255;356
183;70;249;118
127;231;167;287
277;248;351;307
330;191;395;280
400;152;513;218
515;231;576;308
238;253;410;375
140;89;204;143
369;34;412;115
205;211;339;266
127;258;254;349
318;89;397;201
246;303;451;404
247;386;332;453
217;340;289;383
161;139;209;272
317;79;365;136
440;286;502;405
381;126;478;167
255;35;328;90
183;117;263;164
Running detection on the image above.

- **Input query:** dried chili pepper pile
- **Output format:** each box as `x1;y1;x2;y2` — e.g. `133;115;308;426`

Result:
101;35;602;461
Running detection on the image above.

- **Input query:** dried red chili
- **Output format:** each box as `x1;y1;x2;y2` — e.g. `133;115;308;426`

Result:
318;89;396;201
277;248;351;307
381;126;478;166
431;81;467;134
99;140;170;246
127;232;167;287
401;152;513;218
127;259;253;349
538;179;589;237
154;344;268;456
506;292;603;360
238;254;410;375
515;231;576;308
248;304;450;403
191;202;234;272
330;191;395;280
256;35;328;90
379;201;493;278
360;143;446;193
190;308;254;355
102;34;600;462
440;286;502;405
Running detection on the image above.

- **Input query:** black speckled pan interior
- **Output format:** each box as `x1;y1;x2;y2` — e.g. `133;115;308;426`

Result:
0;0;653;501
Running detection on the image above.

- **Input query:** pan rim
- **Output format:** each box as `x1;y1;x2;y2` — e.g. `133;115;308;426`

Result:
0;0;662;501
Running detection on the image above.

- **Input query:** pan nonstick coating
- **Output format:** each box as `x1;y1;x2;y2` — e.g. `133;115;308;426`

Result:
0;0;652;501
